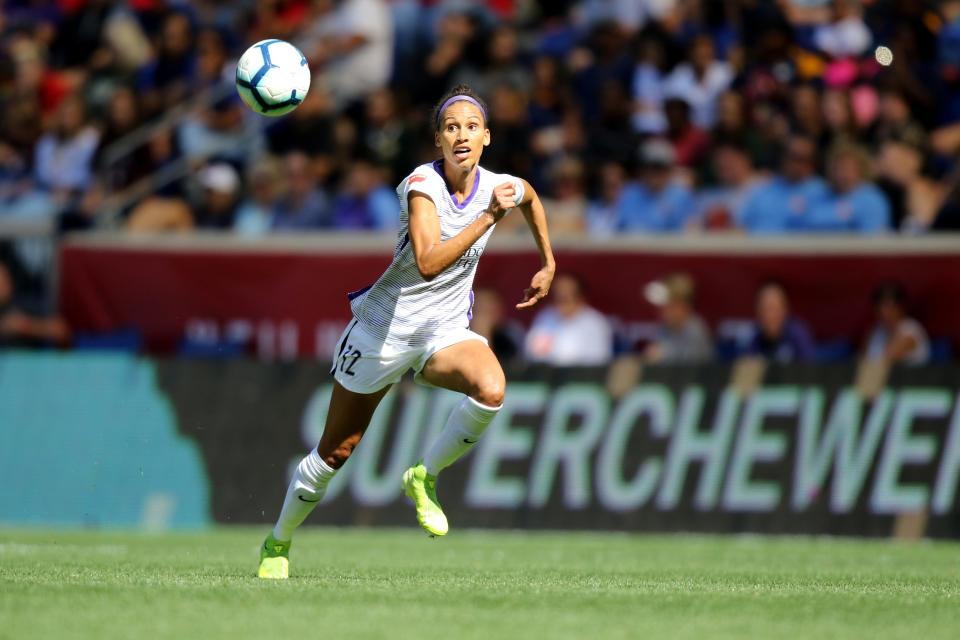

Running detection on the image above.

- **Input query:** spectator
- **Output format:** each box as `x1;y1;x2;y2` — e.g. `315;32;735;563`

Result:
528;56;583;188
585;161;627;236
267;88;337;158
358;89;417;186
193;163;241;230
482;84;532;180
126;196;192;232
303;0;394;109
413;9;478;105
865;282;930;365
662;34;734;129
34;95;100;208
790;83;827;147
806;143;891;232
271;152;331;230
177;97;266;168
745;281;816;363
630;32;668;135
617;138;695;232
812;0;872;59
0;262;70;348
694;142;762;230
584;79;640;168
876;136;944;233
96;86;148;191
456;24;531;98
874;86;926;150
739;135;829;233
537;155;588;235
193;26;231;88
138;11;196;115
469;287;525;364
525;273;613;366
711;90;768;168
330;159;399;230
642;273;713;364
235;158;283;236
821;88;860;149
663;97;710;170
571;21;633;124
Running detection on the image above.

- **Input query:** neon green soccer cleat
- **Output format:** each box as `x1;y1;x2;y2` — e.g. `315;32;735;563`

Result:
258;533;290;579
402;463;449;537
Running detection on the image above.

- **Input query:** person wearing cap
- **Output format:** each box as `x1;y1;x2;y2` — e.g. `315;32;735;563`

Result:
643;273;713;364
193;162;241;229
616;138;695;232
864;282;930;365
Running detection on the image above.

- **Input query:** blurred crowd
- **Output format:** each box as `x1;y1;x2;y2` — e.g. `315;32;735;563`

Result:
4;0;960;237
469;271;939;367
2;0;960;361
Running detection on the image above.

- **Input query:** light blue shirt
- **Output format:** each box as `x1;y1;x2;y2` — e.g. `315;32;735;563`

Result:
739;176;829;234
617;181;696;232
806;183;891;233
34;128;100;191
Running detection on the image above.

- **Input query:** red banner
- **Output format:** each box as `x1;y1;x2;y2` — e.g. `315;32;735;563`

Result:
59;234;960;358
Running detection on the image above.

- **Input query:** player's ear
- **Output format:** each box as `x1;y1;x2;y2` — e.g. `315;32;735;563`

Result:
434;131;441;148
483;128;490;147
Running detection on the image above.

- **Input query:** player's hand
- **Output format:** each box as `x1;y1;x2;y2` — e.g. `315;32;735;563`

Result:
486;182;517;222
516;267;554;309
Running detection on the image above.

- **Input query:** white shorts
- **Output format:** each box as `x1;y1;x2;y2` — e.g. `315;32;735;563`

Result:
330;318;488;394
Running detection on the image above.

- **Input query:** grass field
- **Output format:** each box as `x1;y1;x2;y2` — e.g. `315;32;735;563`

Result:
1;527;958;640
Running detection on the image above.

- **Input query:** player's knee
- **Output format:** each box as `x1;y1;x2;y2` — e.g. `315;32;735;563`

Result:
322;443;356;469
474;377;505;408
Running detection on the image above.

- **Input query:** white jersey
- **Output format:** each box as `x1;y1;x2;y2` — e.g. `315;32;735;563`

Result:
349;161;523;347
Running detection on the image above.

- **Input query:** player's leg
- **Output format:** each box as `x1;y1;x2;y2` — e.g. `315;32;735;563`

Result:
419;339;504;473
273;381;391;539
259;381;390;578
402;339;504;536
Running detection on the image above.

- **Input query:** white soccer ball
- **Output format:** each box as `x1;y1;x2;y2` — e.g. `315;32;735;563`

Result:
235;39;310;117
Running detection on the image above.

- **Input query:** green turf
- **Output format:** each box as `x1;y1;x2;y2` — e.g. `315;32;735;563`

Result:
1;527;958;640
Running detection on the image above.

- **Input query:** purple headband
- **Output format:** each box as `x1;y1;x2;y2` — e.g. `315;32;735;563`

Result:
435;95;487;128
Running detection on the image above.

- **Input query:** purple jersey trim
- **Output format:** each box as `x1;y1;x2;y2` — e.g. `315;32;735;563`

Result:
395;232;409;257
467;289;475;321
432;160;481;210
347;284;373;301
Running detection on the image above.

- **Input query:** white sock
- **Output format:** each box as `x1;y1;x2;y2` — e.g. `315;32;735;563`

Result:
423;396;500;475
272;449;336;541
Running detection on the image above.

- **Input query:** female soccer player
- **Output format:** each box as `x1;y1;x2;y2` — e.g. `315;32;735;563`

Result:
259;85;556;578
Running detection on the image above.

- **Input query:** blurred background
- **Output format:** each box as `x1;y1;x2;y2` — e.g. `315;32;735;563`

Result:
2;0;960;538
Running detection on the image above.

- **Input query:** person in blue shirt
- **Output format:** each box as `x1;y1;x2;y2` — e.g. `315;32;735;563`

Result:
739;135;829;233
745;281;816;363
806;143;891;233
617;138;696;232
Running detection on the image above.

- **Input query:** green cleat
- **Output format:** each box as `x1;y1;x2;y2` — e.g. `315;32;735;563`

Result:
402;462;449;537
258;533;290;579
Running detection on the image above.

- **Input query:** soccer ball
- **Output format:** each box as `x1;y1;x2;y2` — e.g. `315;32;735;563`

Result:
235;39;310;117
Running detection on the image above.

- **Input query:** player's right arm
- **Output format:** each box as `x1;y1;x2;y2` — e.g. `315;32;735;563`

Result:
408;183;517;281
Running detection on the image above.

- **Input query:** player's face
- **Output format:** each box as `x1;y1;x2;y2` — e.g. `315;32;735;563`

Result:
436;102;490;172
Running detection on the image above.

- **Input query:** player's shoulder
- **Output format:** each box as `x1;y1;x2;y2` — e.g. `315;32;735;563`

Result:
479;164;520;187
399;162;445;197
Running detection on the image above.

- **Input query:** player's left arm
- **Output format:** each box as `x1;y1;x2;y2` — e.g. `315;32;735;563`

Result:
513;179;556;310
